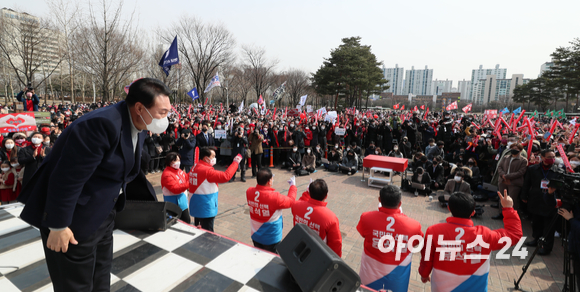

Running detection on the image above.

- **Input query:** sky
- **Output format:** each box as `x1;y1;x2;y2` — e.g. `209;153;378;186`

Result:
8;0;580;86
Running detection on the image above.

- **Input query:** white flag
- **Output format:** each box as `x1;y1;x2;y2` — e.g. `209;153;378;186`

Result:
238;101;244;113
299;94;308;106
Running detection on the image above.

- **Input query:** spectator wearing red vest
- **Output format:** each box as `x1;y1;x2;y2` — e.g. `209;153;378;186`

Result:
292;179;341;256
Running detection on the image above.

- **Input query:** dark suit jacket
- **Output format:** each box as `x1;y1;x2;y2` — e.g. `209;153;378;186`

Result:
18;101;145;242
196;132;215;147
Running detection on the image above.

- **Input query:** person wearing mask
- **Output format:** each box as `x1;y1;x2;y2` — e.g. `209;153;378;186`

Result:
10;157;23;199
293;125;306;154
492;143;528;220
196;123;215;147
424;138;436;155
419;191;522;291
0;161;17;204
325;145;342;170
311;123;320;149
246;169;297;253
278;125;293;169
427;156;445;190
293;179;341;256
13;133;30;148
0;138;19;164
230;125;249;182
176;128;196;173
318;123;328;152
340;149;358;175
18;78;171;291
249;128;264;177
569;154;580;172
188;147;242;231
357;185;423;291
520;149;561;255
301;147;316;173
427;141;445;161
439;170;471;203
387;144;403;158
161;152;191;223
288;142;302;171
466;158;481;188
411;167;431;196
18;132;47;188
399;136;413;158
144;131;160;174
16;86;40;111
313;144;324;167
365;141;377;157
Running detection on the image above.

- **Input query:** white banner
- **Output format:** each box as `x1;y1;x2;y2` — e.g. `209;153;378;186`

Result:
325;111;337;123
299;94;308;106
306;105;313;113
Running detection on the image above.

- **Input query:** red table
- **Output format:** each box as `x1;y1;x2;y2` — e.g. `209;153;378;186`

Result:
362;155;409;183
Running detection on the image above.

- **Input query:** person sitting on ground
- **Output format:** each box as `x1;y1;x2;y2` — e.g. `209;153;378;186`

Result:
288;143;302;171
439;170;471;203
340;149;358;175
301;147;317;173
324;145;342;170
387;144;403;158
411;167;432;196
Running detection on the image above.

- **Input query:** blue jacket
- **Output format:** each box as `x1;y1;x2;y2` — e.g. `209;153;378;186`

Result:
16;91;40;111
176;136;196;165
18;101;145;241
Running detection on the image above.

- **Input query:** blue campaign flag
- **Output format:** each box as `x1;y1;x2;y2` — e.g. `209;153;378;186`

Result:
158;36;180;76
187;88;199;100
513;107;522;115
501;107;510;114
204;72;221;93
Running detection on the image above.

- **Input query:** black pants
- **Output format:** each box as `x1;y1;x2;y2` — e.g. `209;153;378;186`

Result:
181;164;192;174
532;212;557;251
251;153;262;176
41;209;116;292
194;217;215;232
181;208;191;224
252;240;279;254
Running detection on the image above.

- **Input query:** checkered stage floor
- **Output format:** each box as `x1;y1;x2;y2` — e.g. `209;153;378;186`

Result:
0;205;375;292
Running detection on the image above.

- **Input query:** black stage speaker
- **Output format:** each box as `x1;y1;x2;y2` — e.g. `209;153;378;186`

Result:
277;223;361;292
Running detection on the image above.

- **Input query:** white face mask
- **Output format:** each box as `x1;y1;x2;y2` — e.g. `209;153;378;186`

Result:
171;161;181;169
209;157;217;166
307;149;311;154
312;127;316;130
31;137;42;145
10;163;18;167
1;167;9;172
571;161;580;167
43;141;50;146
217;126;222;129
454;176;462;182
375;151;379;154
507;141;514;148
335;145;338;149
321;126;325;130
140;107;169;134
5;143;14;150
393;147;398;151
293;148;297;152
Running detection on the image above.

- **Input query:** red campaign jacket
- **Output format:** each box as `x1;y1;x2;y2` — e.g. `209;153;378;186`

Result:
418;208;523;291
292;191;342;257
160;166;188;196
357;207;423;265
246;184;297;223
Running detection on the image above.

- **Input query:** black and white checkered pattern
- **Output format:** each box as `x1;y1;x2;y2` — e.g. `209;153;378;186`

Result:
0;205;375;292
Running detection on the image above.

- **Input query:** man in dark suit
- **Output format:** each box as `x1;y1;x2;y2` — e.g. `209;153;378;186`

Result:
196;122;215;147
427;156;445;190
18;78;172;292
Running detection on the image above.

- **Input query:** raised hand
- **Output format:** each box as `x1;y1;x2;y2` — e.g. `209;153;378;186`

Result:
497;189;513;208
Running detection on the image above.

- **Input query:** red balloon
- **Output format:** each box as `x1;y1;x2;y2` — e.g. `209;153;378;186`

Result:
374;115;379;119
300;113;306;119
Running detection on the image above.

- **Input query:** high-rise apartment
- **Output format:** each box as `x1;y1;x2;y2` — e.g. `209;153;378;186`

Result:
403;65;433;95
383;64;404;95
469;64;507;103
432;79;452;95
457;79;471;100
473;74;529;105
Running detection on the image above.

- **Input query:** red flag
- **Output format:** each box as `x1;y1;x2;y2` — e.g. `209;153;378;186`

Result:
446;101;458;111
420;105;425;110
413;106;418;112
423;107;429;120
273;107;277;117
393;103;400;110
257;95;264;104
461;103;472;113
401;105;405;110
284;107;288;118
204;97;208;106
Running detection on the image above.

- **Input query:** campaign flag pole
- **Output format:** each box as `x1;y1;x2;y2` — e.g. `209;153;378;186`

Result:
158;36;180;76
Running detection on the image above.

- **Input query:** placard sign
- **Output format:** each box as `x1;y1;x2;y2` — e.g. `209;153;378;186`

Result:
214;129;227;139
334;127;346;136
0;113;37;133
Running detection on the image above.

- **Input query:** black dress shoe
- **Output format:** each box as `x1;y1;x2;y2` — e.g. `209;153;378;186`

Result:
538;248;551;255
491;214;503;220
525;240;538;247
241;178;246;182
490;203;499;208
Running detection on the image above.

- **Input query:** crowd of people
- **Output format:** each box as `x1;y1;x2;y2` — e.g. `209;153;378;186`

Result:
7;83;580;291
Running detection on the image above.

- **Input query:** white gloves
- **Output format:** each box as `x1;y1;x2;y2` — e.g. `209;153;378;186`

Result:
288;176;296;187
233;154;243;163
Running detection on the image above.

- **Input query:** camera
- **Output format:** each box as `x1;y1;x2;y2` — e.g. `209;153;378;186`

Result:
548;172;580;210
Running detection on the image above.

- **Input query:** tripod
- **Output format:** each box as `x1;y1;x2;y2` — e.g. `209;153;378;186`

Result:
514;212;576;291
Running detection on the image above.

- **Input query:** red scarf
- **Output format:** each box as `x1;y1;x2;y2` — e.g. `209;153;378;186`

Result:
26;99;33;111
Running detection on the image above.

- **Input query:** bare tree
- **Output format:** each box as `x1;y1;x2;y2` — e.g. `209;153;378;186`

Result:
0;8;63;88
48;0;80;103
285;69;310;106
74;0;143;101
163;16;235;105
241;45;278;102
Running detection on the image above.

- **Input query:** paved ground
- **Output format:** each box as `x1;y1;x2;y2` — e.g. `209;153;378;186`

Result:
147;166;568;292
